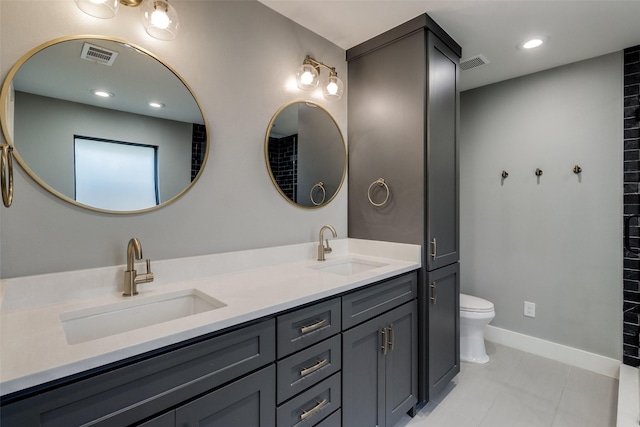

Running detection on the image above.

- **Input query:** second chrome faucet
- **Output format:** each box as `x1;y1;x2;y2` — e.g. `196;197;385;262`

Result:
317;225;337;261
123;237;154;296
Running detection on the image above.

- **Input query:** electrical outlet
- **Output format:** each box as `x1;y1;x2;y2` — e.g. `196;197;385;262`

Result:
524;301;536;318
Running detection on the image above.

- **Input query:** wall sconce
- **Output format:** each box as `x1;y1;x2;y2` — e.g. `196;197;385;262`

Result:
75;0;180;41
296;55;344;101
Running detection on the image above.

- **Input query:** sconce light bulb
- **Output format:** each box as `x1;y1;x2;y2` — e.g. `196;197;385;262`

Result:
322;74;344;100
326;81;339;95
296;63;319;90
75;0;119;19
300;71;315;86
142;0;180;41
151;9;170;29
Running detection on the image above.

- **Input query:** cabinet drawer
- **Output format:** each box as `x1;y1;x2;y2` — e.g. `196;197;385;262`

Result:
1;319;276;427
315;409;341;427
276;373;341;427
175;364;275;426
137;411;174;427
277;334;341;404
342;271;417;329
277;298;341;358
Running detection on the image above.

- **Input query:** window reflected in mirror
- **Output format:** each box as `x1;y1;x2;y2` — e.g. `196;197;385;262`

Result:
0;36;208;214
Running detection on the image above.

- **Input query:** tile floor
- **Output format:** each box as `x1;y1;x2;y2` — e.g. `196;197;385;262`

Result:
396;342;619;427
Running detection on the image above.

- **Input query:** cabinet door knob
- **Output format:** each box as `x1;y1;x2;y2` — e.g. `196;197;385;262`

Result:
430;283;437;304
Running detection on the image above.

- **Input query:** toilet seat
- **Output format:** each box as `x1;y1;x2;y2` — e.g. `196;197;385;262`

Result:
460;293;494;313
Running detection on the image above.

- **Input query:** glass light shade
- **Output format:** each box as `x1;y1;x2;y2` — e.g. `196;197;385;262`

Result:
323;74;344;100
75;0;119;19
142;0;180;41
296;63;319;90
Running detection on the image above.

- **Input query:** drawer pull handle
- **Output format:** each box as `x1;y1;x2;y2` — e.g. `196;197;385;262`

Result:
388;324;395;351
300;358;329;377
300;318;328;334
300;398;328;421
431;238;437;259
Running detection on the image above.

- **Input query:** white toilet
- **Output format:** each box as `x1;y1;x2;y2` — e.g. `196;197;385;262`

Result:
460;293;495;364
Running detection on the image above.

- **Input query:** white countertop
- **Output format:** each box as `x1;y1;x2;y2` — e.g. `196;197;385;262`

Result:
0;239;420;396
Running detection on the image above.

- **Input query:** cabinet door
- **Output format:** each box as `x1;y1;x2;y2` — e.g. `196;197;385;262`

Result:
342;314;386;427
384;300;418;427
175;365;275;427
343;302;418;427
426;263;460;400
426;32;460;270
347;29;426;245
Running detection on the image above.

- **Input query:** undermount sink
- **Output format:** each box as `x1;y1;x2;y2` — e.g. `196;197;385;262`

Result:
309;257;388;276
61;289;226;345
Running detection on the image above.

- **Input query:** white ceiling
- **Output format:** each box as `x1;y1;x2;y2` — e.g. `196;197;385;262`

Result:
258;0;640;91
12;37;203;124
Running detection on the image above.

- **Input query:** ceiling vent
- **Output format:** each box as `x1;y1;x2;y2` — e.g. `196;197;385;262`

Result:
80;43;119;66
460;54;489;71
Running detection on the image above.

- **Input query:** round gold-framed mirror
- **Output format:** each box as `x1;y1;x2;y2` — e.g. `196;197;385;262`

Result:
0;35;208;214
265;101;346;209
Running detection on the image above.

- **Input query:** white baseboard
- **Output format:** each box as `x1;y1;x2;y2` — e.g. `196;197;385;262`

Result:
617;364;639;427
484;325;620;379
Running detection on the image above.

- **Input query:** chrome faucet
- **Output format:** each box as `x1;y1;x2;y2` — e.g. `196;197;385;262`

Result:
317;225;337;261
123;237;154;296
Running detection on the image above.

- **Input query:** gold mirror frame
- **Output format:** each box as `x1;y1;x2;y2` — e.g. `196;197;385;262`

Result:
0;35;209;214
264;100;346;209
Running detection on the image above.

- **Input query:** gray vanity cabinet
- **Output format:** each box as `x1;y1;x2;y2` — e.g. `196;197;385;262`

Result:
1;270;425;427
342;272;418;427
346;14;461;404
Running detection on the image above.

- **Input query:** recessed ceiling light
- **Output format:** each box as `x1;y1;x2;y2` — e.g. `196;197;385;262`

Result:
148;101;165;108
91;89;114;98
517;36;549;50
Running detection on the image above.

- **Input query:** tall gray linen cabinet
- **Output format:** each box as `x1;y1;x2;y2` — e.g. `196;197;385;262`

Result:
346;14;462;404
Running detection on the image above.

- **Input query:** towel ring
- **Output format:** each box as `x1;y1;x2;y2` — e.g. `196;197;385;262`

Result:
367;178;390;207
310;182;326;206
1;145;13;208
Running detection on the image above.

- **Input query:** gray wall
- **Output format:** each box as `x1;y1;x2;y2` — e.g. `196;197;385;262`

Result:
14;91;192;204
0;1;347;278
460;52;623;359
